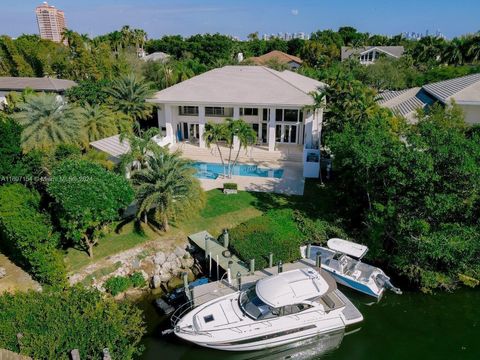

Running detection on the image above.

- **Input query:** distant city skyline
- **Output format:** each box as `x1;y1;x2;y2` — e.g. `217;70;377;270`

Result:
1;0;479;40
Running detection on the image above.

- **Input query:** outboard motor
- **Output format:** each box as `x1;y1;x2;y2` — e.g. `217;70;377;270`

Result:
375;274;402;295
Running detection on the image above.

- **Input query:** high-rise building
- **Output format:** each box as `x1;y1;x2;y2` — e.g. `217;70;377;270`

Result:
35;2;66;43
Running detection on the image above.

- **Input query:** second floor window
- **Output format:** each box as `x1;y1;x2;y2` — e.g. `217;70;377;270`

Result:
179;106;199;116
240;108;258;116
205;107;233;117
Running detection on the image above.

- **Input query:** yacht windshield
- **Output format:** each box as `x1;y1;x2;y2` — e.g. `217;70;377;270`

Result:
239;286;278;320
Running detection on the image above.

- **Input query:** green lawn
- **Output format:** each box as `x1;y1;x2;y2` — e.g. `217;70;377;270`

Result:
65;182;339;274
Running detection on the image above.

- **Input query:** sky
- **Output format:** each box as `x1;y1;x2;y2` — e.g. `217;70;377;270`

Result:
1;0;479;39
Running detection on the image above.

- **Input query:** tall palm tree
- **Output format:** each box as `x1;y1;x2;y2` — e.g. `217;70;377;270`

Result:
467;35;480;62
61;28;76;47
78;104;121;146
105;73;156;123
203;118;256;178
442;37;466;65
131;150;200;230
14;93;80;152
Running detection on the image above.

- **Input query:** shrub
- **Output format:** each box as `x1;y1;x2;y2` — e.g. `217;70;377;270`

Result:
223;182;238;190
130;272;147;288
0;286;145;359
104;272;147;296
0;184;66;286
293;210;347;245
229;209;305;268
104;276;132;296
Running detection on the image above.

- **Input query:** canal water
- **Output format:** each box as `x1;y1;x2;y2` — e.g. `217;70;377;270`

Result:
138;287;480;360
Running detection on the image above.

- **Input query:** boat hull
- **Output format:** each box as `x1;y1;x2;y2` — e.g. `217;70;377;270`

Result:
176;318;346;351
325;270;383;298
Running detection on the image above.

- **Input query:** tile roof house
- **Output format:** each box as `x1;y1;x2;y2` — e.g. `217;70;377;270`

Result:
248;51;303;70
341;46;404;65
0;76;77;108
379;73;480;124
148;65;325;152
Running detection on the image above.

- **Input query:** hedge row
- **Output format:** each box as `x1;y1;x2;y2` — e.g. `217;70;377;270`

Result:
0;184;66;286
229;209;348;269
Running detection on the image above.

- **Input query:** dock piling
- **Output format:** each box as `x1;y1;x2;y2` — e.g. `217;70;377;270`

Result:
306;244;311;259
223;229;229;248
278;260;283;273
216;254;219;280
204;235;209;268
209;251;212;278
268;253;273;268
183;272;191;300
316;252;322;267
236;271;242;290
249;259;255;274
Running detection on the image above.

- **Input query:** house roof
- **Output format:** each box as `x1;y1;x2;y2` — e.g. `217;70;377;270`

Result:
255;268;332;308
142;52;170;62
0;77;77;92
378;87;435;121
423;73;480;104
90;134;130;158
249;50;303;65
149;65;325;107
341;46;404;61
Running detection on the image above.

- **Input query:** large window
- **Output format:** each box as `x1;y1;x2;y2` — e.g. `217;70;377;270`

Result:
178;106;198;116
240;108;259;116
276;109;283;122
205;107;233;117
284;109;298;122
263;108;269;122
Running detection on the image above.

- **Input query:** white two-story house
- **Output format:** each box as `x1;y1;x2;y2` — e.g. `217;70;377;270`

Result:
148;66;326;154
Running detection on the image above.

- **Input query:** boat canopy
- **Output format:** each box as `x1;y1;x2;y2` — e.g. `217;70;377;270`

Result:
327;238;368;259
255;268;329;308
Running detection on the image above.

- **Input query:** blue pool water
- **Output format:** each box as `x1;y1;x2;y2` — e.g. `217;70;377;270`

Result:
192;162;284;179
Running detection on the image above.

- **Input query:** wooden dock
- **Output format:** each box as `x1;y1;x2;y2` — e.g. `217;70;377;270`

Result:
188;230;250;276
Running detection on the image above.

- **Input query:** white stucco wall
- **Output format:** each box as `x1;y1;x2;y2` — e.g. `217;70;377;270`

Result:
459;104;480;125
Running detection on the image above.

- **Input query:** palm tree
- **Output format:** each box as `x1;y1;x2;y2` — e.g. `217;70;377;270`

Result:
442;38;466;65
118;127;160;175
105;73;156;123
61;28;76;47
467;35;480;62
14;93;80;152
131;150;201;230
203;118;256;178
78;104;120;146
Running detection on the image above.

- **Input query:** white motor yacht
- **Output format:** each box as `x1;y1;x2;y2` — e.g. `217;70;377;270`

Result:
171;267;363;351
300;238;402;299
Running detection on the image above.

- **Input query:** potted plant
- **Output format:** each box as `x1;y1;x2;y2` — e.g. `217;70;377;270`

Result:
223;182;238;194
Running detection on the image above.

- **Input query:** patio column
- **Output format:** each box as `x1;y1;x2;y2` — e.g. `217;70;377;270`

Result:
198;105;206;148
268;107;276;152
304;110;314;148
233;106;240;119
233;107;241;151
164;104;175;144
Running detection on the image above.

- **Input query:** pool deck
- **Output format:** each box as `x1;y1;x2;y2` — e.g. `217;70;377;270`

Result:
172;143;305;195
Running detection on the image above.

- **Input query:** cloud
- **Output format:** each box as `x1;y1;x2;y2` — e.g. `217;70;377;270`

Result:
291;9;299;16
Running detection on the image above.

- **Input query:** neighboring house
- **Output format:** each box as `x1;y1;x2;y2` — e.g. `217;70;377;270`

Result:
141;52;170;62
379;73;480;124
248;51;303;70
341;46;404;65
148;65;326;152
0;76;77;108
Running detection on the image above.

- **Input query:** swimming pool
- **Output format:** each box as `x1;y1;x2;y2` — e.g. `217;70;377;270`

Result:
192;162;284;179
